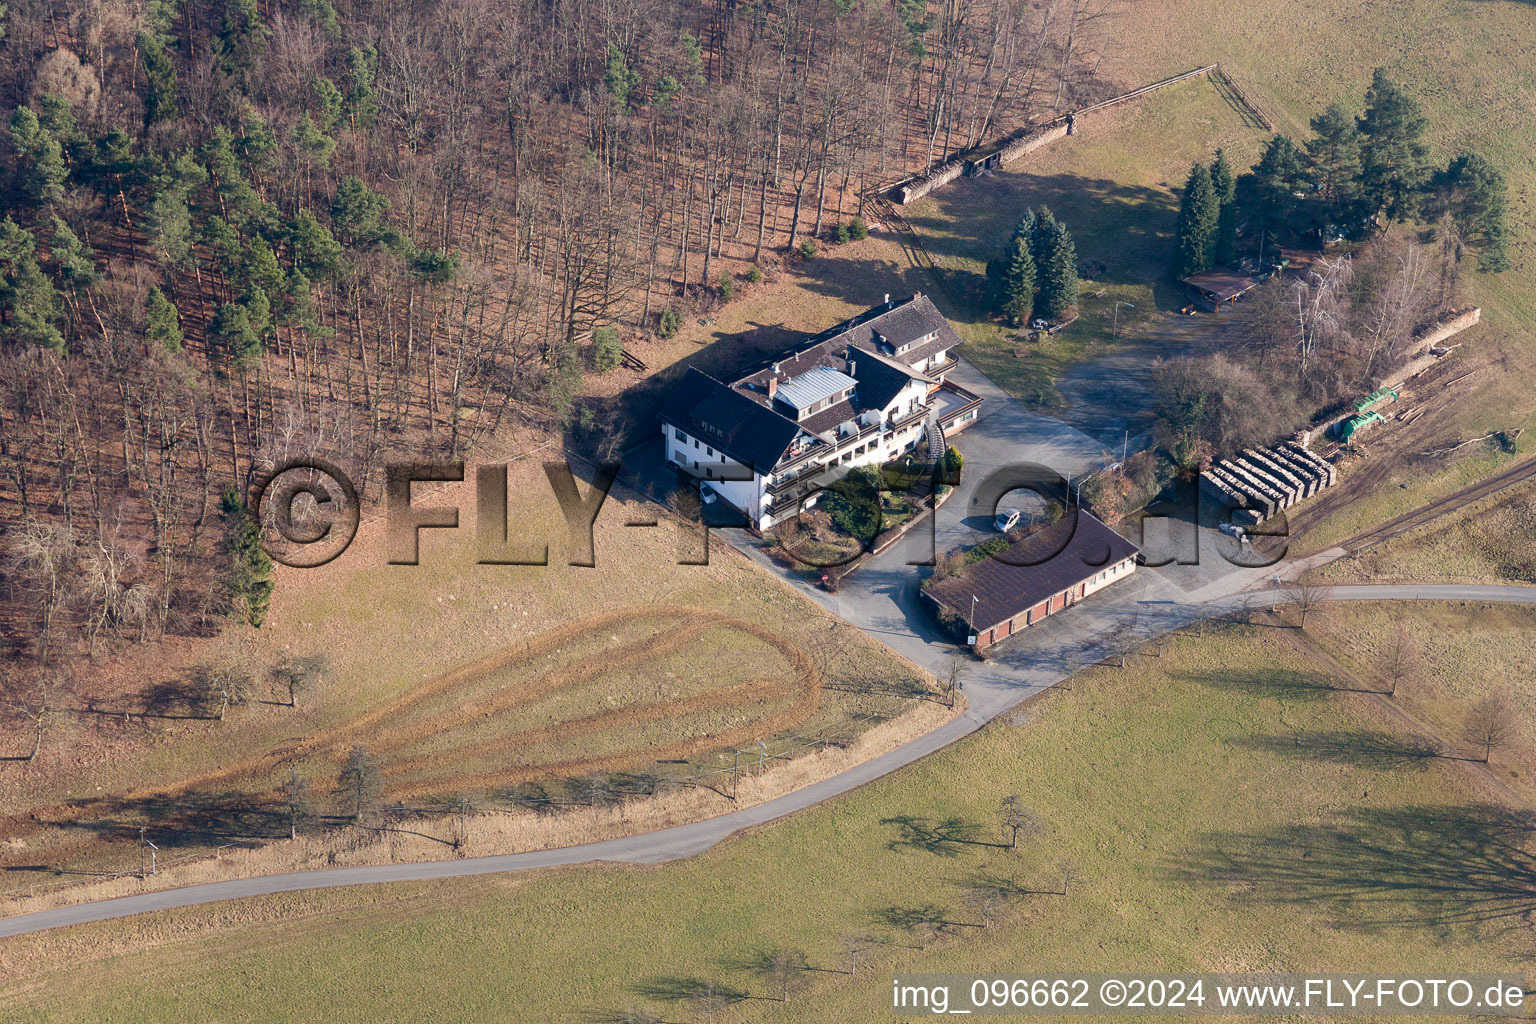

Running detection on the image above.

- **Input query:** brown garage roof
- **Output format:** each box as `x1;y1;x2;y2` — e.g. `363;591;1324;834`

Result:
1182;270;1262;302
924;512;1139;631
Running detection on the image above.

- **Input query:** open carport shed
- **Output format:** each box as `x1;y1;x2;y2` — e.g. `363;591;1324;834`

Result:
1182;270;1263;307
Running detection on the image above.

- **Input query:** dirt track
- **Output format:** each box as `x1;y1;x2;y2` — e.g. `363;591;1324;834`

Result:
0;605;818;871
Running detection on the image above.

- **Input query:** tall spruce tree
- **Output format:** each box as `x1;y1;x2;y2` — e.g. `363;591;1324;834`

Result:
1037;224;1078;321
1357;68;1430;224
1029;206;1061;273
220;487;273;627
998;234;1036;326
1210;150;1238;267
1175;162;1219;277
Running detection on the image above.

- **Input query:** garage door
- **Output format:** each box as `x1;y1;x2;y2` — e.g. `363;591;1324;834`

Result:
1050;592;1066;612
1029;600;1049;624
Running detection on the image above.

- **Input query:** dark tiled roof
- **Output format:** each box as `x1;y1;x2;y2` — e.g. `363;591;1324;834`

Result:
846;350;916;411
733;294;958;411
925;513;1140;631
660;367;802;472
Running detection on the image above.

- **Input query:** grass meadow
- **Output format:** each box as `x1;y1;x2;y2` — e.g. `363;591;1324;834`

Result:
2;608;1529;1021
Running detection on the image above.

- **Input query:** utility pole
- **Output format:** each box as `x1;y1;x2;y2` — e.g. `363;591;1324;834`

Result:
1112;300;1134;340
970;594;979;646
139;828;157;878
1123;429;1129;465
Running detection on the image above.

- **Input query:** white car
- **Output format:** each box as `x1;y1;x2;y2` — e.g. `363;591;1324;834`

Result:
994;508;1021;533
699;483;719;505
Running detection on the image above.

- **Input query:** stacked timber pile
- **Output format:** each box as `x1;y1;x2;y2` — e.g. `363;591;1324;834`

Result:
1199;442;1337;527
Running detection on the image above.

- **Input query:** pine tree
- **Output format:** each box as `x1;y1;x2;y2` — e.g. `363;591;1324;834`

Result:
49;218;96;289
344;47;378;130
1175;162;1218;277
1305;103;1364;241
216;0;269;76
9;107;67;206
1037;225;1078;321
0;218;65;352
1357;68;1430;223
146;192;194;270
210;301;262;365
220;487;273;627
998;234;1036;326
332;175;390;246
289;211;344;280
145;286;184;352
1240;135;1305;253
312;77;344;133
137;30;178;126
241;236;285;303
1210;149;1238;266
604;44;639;110
1436;152;1511;273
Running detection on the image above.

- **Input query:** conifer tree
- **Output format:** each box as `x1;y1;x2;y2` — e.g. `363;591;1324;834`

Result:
137;30;178;126
1304;103;1363;239
0;218;65;352
998;234;1036;326
1357;68;1430;223
1210;149;1238;266
1037;224;1078;321
220;487;273;627
1436;152;1511;273
1175;162;1218;277
146;286;184;353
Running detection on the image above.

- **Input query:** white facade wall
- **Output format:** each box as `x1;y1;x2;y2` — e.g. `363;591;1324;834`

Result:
662;425;769;521
664;376;939;530
1081;557;1137;598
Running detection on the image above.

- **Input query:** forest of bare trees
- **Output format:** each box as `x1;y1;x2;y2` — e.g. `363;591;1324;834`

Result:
0;0;1120;710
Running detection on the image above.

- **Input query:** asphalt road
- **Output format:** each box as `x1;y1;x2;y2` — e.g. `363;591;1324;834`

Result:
4;580;1532;941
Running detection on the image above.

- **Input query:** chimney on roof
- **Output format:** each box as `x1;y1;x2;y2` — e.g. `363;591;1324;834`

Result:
767;376;778;400
884;293;891;307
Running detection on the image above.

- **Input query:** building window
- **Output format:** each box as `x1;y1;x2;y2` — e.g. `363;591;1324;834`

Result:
693;438;699;449
705;445;713;456
674;428;685;443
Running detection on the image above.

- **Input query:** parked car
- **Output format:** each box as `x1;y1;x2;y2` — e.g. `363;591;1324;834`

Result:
1217;521;1249;543
994;507;1021;533
699;482;719;505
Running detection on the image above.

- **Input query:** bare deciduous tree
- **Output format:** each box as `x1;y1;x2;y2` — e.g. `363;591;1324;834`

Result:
1381;621;1419;697
336;745;383;819
1463;689;1515;764
753;948;810;1003
282;769;314;840
1291;581;1329;630
1000;794;1038;850
272;653;330;708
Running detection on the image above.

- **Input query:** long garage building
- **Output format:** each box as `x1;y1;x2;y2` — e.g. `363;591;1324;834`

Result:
923;512;1140;650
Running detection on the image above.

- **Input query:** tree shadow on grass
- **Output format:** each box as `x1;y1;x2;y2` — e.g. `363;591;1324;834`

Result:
1230;730;1447;771
630;976;748;1011
37;789;289;850
1177;667;1376;702
1171;804;1536;932
881;815;1009;857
